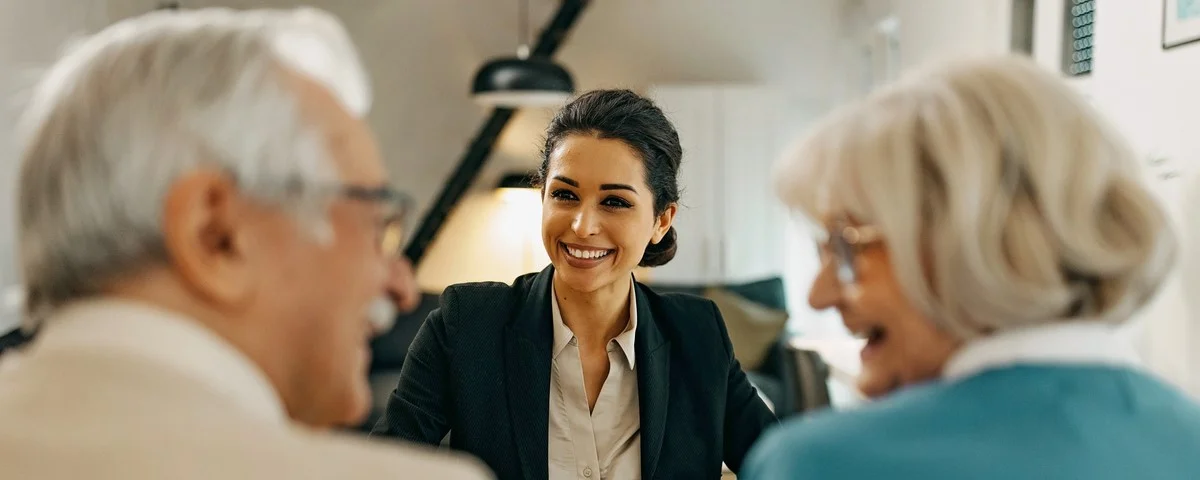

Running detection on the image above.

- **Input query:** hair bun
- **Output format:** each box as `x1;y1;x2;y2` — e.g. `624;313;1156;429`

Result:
639;226;677;267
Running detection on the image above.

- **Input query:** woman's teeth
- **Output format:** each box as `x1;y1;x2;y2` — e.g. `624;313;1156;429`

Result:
567;246;611;260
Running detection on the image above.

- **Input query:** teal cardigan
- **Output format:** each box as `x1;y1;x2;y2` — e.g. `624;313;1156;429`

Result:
742;364;1200;479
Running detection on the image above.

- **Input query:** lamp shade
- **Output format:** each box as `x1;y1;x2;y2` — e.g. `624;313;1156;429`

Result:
471;57;574;108
496;171;538;190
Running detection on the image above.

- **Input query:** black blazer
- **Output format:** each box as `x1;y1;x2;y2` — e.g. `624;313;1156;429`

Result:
371;266;777;479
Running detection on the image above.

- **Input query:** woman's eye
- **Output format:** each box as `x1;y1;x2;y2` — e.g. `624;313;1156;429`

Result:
550;189;578;201
602;196;632;209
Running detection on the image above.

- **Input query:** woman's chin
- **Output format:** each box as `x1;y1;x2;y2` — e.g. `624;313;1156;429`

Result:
552;262;607;292
856;368;902;399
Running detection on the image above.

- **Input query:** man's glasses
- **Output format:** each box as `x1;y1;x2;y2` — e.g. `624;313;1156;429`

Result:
817;220;882;285
340;185;412;258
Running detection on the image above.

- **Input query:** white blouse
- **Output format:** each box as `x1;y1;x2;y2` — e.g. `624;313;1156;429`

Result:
547;281;641;480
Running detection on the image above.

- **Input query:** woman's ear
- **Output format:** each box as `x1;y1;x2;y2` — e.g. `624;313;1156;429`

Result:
651;203;678;243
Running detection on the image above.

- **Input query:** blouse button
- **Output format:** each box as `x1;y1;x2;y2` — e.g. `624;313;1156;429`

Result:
583;466;593;478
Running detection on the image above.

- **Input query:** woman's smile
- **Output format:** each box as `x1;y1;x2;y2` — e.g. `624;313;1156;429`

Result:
560;242;616;269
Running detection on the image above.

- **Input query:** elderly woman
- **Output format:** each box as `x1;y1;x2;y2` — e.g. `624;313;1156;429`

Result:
742;56;1200;479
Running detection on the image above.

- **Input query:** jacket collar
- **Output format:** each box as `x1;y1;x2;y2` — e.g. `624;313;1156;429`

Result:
507;266;666;355
504;266;556;480
942;321;1141;381
632;279;669;479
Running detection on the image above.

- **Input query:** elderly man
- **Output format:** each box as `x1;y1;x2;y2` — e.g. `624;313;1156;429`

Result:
0;7;490;479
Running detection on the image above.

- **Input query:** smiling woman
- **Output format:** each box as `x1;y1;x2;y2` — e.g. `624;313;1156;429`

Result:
537;91;680;298
741;55;1200;480
371;89;777;480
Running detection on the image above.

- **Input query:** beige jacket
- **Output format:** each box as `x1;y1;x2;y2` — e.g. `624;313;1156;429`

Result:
0;300;492;480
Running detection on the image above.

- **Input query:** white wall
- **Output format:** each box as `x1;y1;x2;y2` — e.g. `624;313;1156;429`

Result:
830;0;1012;102
0;0;159;332
1033;0;1200;396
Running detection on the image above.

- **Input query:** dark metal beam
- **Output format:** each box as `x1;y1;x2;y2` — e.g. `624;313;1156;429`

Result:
404;0;590;267
531;0;590;59
403;108;513;265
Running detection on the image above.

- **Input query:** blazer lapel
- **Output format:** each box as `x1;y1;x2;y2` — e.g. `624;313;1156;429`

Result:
635;283;671;479
504;266;555;480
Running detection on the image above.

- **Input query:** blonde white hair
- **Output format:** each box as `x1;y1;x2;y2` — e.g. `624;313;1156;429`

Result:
16;7;371;327
776;55;1176;340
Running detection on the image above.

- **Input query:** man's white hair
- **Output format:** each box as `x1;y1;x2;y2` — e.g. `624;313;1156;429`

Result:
775;55;1177;340
15;7;372;328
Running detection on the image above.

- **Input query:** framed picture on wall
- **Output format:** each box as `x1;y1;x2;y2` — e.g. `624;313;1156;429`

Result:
1163;0;1200;49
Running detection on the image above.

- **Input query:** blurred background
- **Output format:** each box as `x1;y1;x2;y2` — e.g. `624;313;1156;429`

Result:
2;0;1198;425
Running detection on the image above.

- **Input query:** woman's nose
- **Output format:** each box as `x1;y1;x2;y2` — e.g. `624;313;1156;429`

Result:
571;208;600;237
808;257;842;311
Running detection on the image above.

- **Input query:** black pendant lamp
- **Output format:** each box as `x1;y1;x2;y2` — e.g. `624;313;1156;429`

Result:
496;171;538;190
472;0;575;107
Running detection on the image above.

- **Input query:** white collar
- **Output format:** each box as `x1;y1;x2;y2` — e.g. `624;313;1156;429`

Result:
551;279;638;369
942;321;1142;381
33;299;287;424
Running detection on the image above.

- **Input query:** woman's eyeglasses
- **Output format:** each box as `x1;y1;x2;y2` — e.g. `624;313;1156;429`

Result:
818;220;882;285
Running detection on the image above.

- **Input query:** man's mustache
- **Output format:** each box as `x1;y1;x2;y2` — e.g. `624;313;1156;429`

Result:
367;296;396;334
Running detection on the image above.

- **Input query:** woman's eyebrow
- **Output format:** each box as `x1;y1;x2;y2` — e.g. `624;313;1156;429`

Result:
551;175;578;187
600;183;637;193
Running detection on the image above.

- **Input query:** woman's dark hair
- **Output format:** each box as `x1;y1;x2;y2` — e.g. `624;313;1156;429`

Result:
537;89;682;267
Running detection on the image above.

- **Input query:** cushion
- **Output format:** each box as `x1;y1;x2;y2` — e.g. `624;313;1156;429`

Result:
703;287;788;370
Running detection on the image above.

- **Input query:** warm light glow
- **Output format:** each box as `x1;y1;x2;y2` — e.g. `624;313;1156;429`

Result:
415;190;550;292
496;187;540;206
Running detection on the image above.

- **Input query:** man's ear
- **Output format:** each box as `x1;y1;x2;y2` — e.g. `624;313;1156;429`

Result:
651;203;678;244
160;170;253;307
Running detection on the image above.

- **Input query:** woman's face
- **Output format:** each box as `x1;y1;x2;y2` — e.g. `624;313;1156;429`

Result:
541;135;675;294
807;219;961;398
